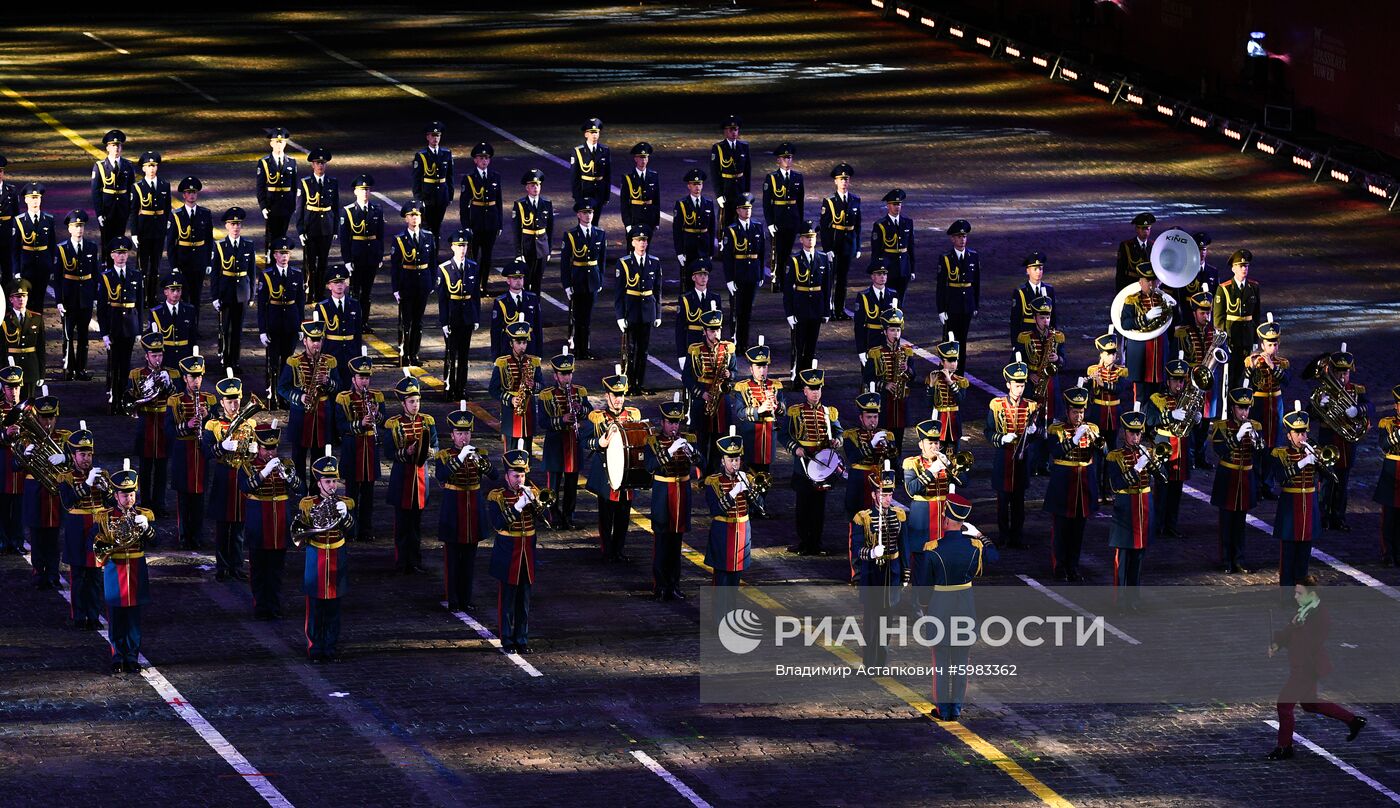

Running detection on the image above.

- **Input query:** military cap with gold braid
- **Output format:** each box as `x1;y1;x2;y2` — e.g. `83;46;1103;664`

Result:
876;460;898;493
1133;260;1155;279
1330;342;1355;371
311;445;341;479
745;335;771;365
253;419;282;447
178;347;206;376
699;309;723;329
1003;352;1029;383
915;418;943;440
880;308;905;328
1166;353;1190;379
505;321;532;341
140;332;164;352
945;492;973;521
301;315;327;340
715;431;744;457
215;368;242;399
550;345;576;373
1230;248;1253;266
1282;400;1310;432
111;459;139;492
1132;212;1156;227
1022;251;1046;269
395;368;422;399
798;361;825;389
1227;385;1254;408
504;440;531;471
1029;296;1053;315
1120;402;1147;432
347;346;374;376
734;192;754;209
66;421;94;452
935;333;959;360
660;392;687;422
33;385;59;417
1190;290;1212;310
1256;312;1280;342
1062;386;1090;408
1094;329;1119;353
855;383;881;413
0;360;23;387
325;264;350;283
447;401;474;431
602;364;629;395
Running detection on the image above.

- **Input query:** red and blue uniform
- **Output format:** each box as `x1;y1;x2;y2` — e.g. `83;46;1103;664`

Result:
645;430;700;599
129;365;177;513
1374;416;1400;565
300;494;353;661
435;448;493;611
0;398;28;555
22;429;71;590
488;484;539;649
334;389;384;543
382;412;436;572
489;354;543;448
94;506;155;667
1042;422;1100;579
60;473;107;626
537;384;587;524
1107;445;1156;604
278;352;342;478
1272;445;1319;586
165;391;216;549
728;379;784;470
240;463;299;619
703;471;752;619
1210;417;1262;570
201;414;253;577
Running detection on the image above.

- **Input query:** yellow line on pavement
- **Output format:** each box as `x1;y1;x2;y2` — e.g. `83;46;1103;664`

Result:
0;84;105;159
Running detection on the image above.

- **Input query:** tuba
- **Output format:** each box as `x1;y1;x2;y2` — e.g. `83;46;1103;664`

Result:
1111;227;1198;343
1306;349;1370;444
4;405;71;495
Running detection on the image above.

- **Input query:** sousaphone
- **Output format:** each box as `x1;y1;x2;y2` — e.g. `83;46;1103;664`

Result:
1111;227;1200;342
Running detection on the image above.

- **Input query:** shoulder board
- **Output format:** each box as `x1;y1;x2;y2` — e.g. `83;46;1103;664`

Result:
1277;357;1291;369
1380;416;1397;430
1107;449;1124;462
989;398;1006;413
901;456;919;471
1354;385;1366;394
826;406;839;419
335;391;352;404
493;356;509;369
420;414;435;426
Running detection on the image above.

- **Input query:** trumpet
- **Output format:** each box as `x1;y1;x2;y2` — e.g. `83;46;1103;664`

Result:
514;484;556;528
1301;441;1341;484
460;444;491;477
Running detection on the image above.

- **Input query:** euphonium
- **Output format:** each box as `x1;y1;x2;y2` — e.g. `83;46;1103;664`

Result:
6;407;71;495
1309;370;1370;444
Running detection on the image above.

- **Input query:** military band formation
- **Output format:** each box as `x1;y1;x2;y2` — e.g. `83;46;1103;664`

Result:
3;119;1396;726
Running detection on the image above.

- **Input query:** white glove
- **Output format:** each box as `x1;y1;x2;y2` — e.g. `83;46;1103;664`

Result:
260;458;281;478
1133;454;1149;472
870;543;886;559
786;315;797;328
730;480;747;496
513;492;529;512
1319;394;1330;406
473;322;481;331
963;522;983;538
132;514;149;529
131;235;139;248
565;287;573;299
1346;406;1358;418
653;318;661;328
335;501;348;517
871;430;888;447
617;318;627;332
22;445;33;457
48;452;65;465
1236;423;1252;440
299;234;307;246
103;336;112;350
1073;424;1090;442
443;326;451;337
939;312;948;323
1026;423;1038;435
727;281;737;294
1160;293;1176;308
212;299;221;311
259;333;271;347
393;291;401;303
57;303;65;316
86;468;102;485
345;263;353;273
1297;454;1315;469
221;438;239;451
458;445;471;462
99;215;106;226
261;208;269;218
716;196;726;207
826;251;835;261
854;251;862;260
1171;408;1186;421
677;255;687;267
668;438;690;456
930;456;948;474
1146;306;1163;320
1000;433;1017;445
767;224;777;237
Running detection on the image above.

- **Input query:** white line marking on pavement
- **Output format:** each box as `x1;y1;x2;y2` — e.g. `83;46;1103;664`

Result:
441;601;544;677
1016;574;1140;645
630;750;714;808
83;31;129;55
1264;720;1400;804
24;552;294;808
168;75;218;103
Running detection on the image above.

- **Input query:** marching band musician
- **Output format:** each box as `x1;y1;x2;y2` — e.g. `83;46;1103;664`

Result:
338;174;384;328
437;228;482;400
537;349;587;529
704;433;756;619
256;128;297;255
256;239;306;408
294;147;338;295
1246;315;1290;499
333;351;385;543
869;188;915;304
201;371;258;582
616;225;663;394
675;259;724;367
1086;330;1133;501
1107;406;1157;610
412;122;453;241
128;332;176;519
383;374;438;575
128;151;169;305
59;425;107;631
783;221;833;378
93;463;153;674
719;192;765;353
763;143;804;295
902;419;961;603
435;407;495;612
842;388;891;569
1120;260;1171;398
673;168;718;300
927;493;996;722
1016;295;1066;475
1114;212;1154;293
163;177;212;337
97;237;143;414
390;199;439;368
314;265;363;370
1375;386;1400;567
1146;357;1197;539
54;210;100;381
853;257;898;354
151;271;196;371
1273;404;1322;587
297;449;354;663
0;364;24;558
727;337;784;493
570;119;612;220
852;464;906;668
1210;386;1262;574
1213;248;1261;390
210;207;256;375
165;352;215;550
863;308;918;451
1009;252;1055;348
13;184;55;312
984;357;1036;549
490;258;543;359
1043;387;1101;582
645;398;701;601
240;421;301;620
279;318;342;481
489;321;545;456
582;368;643;562
619;142;659;246
926;334;969;445
20;389;68;589
710;115;751;229
1177;232;1219;324
487;444;543;654
461;144;502;293
936;219;979;369
1171;290;1224;469
783;366;842;557
683;309;737;472
511;168;553;296
1310;346;1371;532
819;163;860;319
560;199;605;361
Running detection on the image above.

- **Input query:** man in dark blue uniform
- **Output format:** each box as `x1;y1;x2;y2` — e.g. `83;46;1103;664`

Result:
763;143;804;293
256;128;297;257
98;238;143;414
490;258;543;359
128;151;169;306
645;398;700;600
927;493;997;721
412;121;454;240
211;207;256;376
672;168;717;301
256;239;305;407
852;466;905;667
338;174;384;332
437;229;482;400
820;163;861;320
0;157;18;283
616;225;663;394
936;219;979;370
853;257;899;354
620;142;660;236
870;188;915;305
461;142;502;295
1009;251;1056;348
719;193;765;352
12;184;55;312
570;118;612;219
511;168;554;296
314;266;363;370
710;114;751;228
1114;211;1154;293
165;176;213;338
54;210;100;380
2;281;43;401
782;221;832;378
296;146;339;296
390;199;438;367
150;272;196;371
561;199;606;360
675;260;724;367
90;129;135;266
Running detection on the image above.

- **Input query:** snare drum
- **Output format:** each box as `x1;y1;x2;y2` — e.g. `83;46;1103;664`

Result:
803;447;845;492
605;420;653;491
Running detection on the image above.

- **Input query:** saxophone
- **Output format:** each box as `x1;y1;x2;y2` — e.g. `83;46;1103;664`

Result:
299;350;331;406
511;357;534;418
705;342;731;417
1170;330;1228;438
889;343;911;400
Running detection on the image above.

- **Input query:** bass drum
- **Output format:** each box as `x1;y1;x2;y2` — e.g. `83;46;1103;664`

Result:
605;420;653;491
